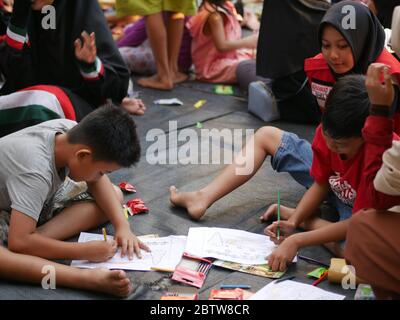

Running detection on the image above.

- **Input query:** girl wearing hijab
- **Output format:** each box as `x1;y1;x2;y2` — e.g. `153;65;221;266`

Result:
169;1;400;223
0;0;145;118
304;0;400;113
252;0;330;124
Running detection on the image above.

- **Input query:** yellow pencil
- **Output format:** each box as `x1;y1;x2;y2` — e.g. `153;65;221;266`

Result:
151;267;174;273
102;227;107;241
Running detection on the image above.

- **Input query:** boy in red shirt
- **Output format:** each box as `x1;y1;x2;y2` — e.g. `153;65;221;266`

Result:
266;64;400;271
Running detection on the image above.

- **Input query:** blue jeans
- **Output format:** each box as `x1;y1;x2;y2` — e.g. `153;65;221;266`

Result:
270;131;352;221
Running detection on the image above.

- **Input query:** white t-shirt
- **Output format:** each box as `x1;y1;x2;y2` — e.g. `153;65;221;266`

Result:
0;119;76;221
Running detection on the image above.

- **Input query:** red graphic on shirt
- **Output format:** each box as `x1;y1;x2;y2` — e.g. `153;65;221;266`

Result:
328;172;356;207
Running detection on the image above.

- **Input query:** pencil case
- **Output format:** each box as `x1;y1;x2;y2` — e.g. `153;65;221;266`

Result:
171;253;212;289
248;81;280;122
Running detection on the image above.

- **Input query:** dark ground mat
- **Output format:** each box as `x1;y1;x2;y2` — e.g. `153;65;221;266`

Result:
0;79;355;300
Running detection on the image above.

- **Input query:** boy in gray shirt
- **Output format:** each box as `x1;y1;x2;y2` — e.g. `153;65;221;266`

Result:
0;104;147;297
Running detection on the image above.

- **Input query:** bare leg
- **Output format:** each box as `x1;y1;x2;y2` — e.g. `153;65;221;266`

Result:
137;13;173;90
170;126;284;219
0;246;132;297
166;14;188;84
36;185;124;241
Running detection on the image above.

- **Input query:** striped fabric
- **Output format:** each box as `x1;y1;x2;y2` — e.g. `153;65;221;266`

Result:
79;57;105;81
0;85;76;138
6;24;27;50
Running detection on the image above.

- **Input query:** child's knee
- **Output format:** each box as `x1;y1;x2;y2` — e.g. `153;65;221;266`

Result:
113;185;124;204
255;126;283;154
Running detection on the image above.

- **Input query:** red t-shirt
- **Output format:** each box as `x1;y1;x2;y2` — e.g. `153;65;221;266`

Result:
311;115;400;214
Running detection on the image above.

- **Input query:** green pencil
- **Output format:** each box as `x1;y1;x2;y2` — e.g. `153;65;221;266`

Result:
277;190;281;241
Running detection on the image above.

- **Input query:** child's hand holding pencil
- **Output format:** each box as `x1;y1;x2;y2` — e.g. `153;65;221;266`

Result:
264;220;296;245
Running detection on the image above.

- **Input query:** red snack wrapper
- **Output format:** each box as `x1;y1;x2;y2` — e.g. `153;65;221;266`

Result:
118;182;137;193
126;198;149;215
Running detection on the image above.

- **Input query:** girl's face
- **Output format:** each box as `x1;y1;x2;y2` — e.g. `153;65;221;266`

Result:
31;0;54;11
321;25;355;74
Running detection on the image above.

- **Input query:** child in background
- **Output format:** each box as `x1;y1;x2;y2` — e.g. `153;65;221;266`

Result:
170;1;400;222
266;67;400;271
116;0;197;90
117;14;192;76
187;0;258;83
0;105;149;296
0;0;145;116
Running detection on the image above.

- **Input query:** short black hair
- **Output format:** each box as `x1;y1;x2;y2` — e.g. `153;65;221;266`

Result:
322;75;370;139
67;103;141;167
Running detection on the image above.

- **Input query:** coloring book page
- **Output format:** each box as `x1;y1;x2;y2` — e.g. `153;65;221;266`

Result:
185;227;280;265
250;280;346;300
71;232;186;271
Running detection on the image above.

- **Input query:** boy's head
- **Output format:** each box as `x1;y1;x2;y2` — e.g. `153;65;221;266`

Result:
322;74;370;160
66;103;141;182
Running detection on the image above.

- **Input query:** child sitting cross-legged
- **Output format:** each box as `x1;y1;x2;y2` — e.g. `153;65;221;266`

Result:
0;104;149;297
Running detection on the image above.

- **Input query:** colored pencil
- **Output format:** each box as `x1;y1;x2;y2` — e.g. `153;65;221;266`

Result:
277;190;281;241
102;228;107;241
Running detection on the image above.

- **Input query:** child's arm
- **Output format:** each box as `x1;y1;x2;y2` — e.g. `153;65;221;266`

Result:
0;0;36;91
265;182;330;243
87;175;150;259
207;12;258;52
268;219;349;272
360;63;400;210
7;210;118;261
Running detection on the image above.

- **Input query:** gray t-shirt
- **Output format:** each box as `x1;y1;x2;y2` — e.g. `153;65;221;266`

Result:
0;119;77;221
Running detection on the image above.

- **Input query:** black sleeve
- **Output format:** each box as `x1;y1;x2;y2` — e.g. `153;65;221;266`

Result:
73;0;129;106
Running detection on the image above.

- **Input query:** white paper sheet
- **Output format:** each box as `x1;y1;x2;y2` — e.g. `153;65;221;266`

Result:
70;232;187;271
184;227;279;265
250;280;346;300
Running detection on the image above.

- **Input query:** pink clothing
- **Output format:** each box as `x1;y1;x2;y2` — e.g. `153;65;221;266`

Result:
186;1;254;83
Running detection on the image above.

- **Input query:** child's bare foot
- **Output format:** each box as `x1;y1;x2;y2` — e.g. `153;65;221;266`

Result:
169;186;209;220
85;269;132;298
260;203;295;222
137;75;173;90
121;97;146;116
172;71;188;84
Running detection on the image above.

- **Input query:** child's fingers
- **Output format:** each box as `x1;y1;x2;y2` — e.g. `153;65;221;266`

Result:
128;239;134;260
260;204;277;222
139;241;151;252
279;259;287;272
271;255;280;272
74;39;82;51
81;31;90;43
120;239;128;258
264;225;276;238
133;240;142;258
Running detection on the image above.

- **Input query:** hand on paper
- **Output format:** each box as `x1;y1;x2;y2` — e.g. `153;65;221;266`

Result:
85;240;118;262
114;226;151;260
264;220;296;245
267;237;298;272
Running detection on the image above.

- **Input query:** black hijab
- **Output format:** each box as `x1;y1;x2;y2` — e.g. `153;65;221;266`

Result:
27;0;129;107
318;1;386;75
374;0;400;28
256;0;330;79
